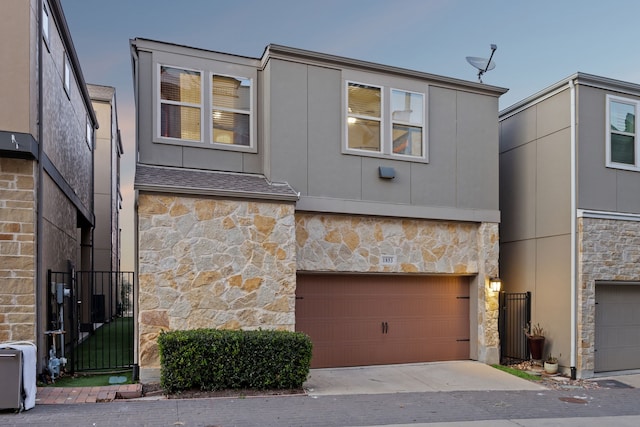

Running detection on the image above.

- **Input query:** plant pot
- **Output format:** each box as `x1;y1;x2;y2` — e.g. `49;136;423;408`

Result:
528;336;545;360
544;361;558;374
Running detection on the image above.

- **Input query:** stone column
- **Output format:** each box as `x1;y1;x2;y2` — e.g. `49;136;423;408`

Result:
0;158;37;342
474;222;500;364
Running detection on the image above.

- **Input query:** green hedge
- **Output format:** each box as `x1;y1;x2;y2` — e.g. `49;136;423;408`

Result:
158;329;312;393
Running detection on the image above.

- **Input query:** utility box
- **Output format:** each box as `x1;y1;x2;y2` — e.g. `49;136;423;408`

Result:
0;349;23;410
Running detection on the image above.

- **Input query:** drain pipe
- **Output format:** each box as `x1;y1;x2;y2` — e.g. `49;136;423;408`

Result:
36;0;45;373
569;79;577;380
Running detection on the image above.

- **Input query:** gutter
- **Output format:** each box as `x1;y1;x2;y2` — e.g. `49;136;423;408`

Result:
569;79;577;380
134;183;300;203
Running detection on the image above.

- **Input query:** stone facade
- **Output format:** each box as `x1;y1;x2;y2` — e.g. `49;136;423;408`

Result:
296;214;480;274
295;213;501;363
137;194;502;379
577;216;640;376
137;193;297;375
0;158;36;342
477;222;501;363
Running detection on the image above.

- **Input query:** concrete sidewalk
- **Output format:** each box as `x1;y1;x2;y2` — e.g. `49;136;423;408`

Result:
4;361;640;426
351;416;640;427
304;361;546;395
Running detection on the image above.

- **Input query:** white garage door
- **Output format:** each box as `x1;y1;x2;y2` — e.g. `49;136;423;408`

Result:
595;283;640;372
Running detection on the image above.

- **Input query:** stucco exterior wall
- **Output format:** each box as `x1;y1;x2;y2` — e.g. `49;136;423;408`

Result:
0;0;37;136
577;216;640;377
0;159;36;342
137;194;297;379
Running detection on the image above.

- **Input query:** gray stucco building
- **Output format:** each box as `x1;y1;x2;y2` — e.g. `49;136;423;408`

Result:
500;73;640;378
131;38;508;381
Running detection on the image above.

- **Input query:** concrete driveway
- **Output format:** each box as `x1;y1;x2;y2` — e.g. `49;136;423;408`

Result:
303;360;546;396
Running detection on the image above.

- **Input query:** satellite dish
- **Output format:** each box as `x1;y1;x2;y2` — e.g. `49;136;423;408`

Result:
466;44;497;83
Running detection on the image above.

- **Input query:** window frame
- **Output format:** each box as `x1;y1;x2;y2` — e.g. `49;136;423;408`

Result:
606;94;640;171
154;62;257;153
345;80;384;154
209;71;255;151
343;77;428;163
390;87;426;159
86;115;93;150
157;64;204;143
63;53;70;96
42;1;50;48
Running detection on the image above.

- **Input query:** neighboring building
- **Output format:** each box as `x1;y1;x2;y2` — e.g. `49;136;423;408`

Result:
88;84;123;273
131;38;507;381
499;73;640;378
0;0;97;371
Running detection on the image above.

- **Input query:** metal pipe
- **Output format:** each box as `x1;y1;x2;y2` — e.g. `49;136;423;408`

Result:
36;0;44;373
569;79;577;380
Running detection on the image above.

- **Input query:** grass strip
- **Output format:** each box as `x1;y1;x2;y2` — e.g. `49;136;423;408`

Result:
491;364;542;381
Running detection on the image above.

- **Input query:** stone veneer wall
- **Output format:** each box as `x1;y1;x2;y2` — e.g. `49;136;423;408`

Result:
295;213;500;363
137;193;296;376
577;217;640;377
0;158;36;342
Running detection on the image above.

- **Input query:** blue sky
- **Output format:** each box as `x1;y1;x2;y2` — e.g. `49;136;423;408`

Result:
60;0;640;270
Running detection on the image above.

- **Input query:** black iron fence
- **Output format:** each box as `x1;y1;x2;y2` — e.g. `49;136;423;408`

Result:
498;291;531;364
47;269;135;374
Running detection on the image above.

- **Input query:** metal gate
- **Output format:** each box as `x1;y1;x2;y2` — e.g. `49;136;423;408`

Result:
498;291;531;364
47;269;135;373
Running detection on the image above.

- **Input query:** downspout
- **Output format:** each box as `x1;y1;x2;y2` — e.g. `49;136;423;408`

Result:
569;79;577;380
130;40;140;380
36;0;45;370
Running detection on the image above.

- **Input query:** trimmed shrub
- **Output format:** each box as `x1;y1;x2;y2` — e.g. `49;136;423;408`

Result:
158;329;312;393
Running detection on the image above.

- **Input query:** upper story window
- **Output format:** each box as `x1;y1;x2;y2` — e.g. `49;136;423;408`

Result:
63;54;70;95
86;116;93;149
156;63;255;152
212;75;251;146
391;89;424;157
160;66;202;141
345;78;426;161
42;1;50;46
347;83;382;152
607;95;639;170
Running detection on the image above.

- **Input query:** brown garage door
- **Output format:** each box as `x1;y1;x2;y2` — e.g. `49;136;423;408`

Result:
295;274;470;368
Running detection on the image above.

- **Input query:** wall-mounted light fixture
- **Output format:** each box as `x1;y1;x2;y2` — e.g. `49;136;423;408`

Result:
379;166;395;179
489;277;502;293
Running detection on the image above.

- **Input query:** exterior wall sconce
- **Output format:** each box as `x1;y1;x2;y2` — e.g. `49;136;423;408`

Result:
379;166;395;179
489;277;502;293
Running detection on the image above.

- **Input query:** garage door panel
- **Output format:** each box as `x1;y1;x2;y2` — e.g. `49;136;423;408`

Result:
595;284;640;372
296;274;470;368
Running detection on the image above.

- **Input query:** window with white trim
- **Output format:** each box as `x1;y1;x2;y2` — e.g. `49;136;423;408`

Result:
212;74;251;146
160;65;202;141
42;1;50;45
156;64;255;150
391;89;424;157
607;95;639;170
345;80;426;160
347;82;382;152
63;54;70;95
86;116;93;149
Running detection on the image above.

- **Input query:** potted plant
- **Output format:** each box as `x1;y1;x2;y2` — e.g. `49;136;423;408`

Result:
544;354;559;374
524;322;545;360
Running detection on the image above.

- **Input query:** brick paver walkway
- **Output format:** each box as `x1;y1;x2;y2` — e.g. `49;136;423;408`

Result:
35;384;142;404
